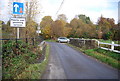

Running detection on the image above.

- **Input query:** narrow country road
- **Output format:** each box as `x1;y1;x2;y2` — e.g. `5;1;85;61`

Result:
42;42;119;79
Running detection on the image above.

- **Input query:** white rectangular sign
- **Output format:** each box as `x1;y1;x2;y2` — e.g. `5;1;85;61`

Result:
36;30;41;33
10;18;26;27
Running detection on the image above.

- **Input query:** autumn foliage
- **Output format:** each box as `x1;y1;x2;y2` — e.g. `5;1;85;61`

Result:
1;14;119;41
40;14;119;41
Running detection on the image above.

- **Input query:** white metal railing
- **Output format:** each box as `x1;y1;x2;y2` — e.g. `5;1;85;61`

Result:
38;41;46;50
91;39;120;53
70;38;120;53
97;41;120;53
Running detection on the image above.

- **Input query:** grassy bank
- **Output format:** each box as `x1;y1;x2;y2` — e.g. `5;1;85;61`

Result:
3;40;50;79
67;44;120;69
15;44;50;79
45;39;56;42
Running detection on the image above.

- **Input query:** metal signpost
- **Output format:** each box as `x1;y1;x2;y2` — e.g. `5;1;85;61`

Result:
11;2;25;39
10;1;25;48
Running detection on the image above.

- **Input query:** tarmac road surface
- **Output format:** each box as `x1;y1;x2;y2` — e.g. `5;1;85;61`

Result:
42;42;119;79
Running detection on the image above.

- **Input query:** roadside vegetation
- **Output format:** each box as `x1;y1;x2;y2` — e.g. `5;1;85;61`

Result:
45;39;56;42
2;0;49;79
2;40;49;79
67;44;120;69
85;49;120;69
15;44;49;79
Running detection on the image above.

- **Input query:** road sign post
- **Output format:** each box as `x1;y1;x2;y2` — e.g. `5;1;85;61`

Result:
17;28;20;39
11;2;25;45
12;2;24;39
10;0;26;48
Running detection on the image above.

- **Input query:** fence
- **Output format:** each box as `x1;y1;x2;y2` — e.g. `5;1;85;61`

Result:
0;37;43;46
70;38;120;53
97;40;120;53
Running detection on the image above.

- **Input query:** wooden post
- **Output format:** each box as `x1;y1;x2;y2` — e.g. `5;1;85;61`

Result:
84;39;85;45
98;41;100;48
32;38;34;46
111;41;114;51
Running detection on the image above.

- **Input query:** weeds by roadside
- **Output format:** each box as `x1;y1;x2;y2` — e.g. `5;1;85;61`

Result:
45;39;56;42
85;49;120;69
15;44;50;79
2;40;49;79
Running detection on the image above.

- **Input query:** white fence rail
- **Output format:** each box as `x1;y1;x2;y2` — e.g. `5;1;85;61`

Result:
90;39;120;53
70;38;120;53
38;41;46;50
97;41;120;53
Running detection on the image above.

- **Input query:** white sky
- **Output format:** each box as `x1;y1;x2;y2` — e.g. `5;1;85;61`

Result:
0;0;119;24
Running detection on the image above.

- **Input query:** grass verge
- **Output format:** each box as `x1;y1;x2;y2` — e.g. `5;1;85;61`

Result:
85;49;120;69
45;39;56;42
15;44;50;79
67;43;120;70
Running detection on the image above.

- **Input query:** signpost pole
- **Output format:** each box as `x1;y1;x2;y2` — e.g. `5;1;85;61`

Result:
11;1;25;47
16;27;18;48
16;27;19;48
17;27;20;39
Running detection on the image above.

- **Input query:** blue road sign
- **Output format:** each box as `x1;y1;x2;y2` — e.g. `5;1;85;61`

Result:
13;2;24;15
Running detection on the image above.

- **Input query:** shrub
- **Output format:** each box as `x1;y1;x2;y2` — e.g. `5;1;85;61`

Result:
2;40;41;79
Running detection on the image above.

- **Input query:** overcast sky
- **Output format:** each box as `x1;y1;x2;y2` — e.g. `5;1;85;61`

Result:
40;0;119;24
0;0;119;24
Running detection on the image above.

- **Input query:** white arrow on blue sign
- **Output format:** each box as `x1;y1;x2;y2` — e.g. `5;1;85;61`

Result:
13;2;24;15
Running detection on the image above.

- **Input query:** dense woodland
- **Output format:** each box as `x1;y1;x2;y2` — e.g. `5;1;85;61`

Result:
40;14;120;41
0;14;120;41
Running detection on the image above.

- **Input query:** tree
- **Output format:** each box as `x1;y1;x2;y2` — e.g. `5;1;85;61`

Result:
22;20;38;38
40;16;53;29
2;21;16;38
26;0;40;21
97;15;115;40
64;23;72;37
42;24;51;39
51;20;66;38
69;16;96;38
106;18;115;28
40;16;53;39
0;21;4;39
40;15;71;39
78;14;92;24
70;18;79;28
112;24;120;41
21;0;40;39
57;14;67;22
